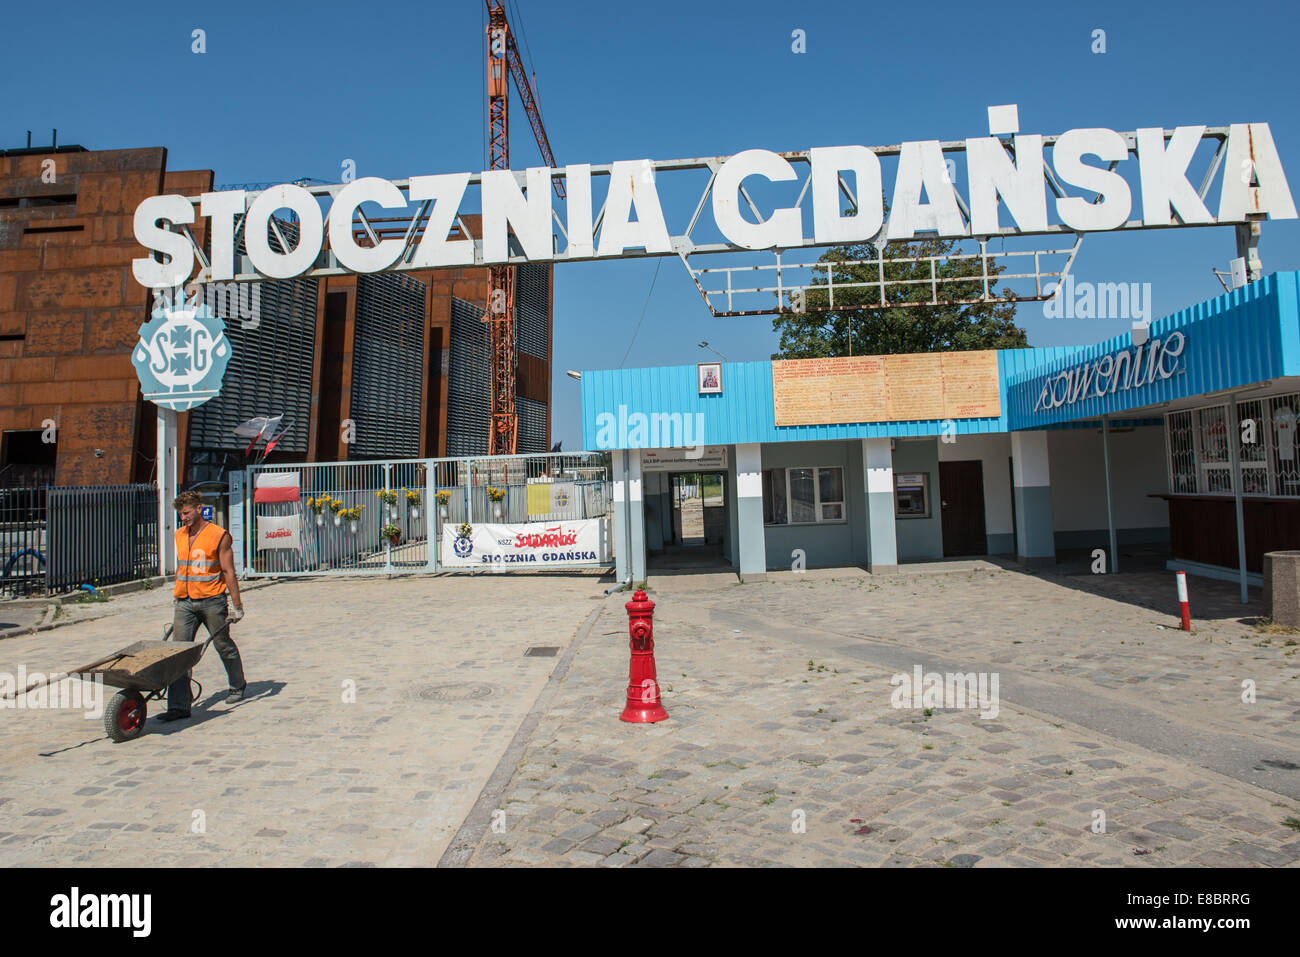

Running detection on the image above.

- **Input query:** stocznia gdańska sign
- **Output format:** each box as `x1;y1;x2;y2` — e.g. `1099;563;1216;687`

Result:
130;122;1295;288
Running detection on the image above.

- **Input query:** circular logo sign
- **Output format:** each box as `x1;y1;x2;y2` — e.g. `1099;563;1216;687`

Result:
132;294;231;411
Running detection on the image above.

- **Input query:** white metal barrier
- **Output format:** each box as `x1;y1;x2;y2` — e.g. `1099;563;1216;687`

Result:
236;452;613;576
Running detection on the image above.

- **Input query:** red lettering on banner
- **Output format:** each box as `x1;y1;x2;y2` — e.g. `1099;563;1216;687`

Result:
513;525;579;549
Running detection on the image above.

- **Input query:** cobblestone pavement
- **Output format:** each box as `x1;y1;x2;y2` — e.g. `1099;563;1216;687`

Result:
468;564;1300;867
0;573;606;866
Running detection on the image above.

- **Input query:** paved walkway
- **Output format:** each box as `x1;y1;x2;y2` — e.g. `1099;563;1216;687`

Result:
466;566;1300;867
4;561;1298;868
0;573;606;866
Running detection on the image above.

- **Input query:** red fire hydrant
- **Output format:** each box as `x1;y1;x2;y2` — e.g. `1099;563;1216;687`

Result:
620;589;668;723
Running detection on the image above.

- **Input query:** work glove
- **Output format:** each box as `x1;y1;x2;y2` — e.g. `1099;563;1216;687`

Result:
227;605;245;625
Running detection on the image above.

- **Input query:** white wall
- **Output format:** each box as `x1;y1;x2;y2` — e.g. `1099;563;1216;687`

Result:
1048;425;1170;531
937;432;1014;536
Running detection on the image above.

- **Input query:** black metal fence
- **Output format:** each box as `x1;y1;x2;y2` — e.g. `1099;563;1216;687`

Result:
0;486;47;597
0;484;159;597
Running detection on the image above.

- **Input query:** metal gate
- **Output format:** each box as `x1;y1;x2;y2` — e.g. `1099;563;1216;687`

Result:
0;484;160;597
237;452;612;577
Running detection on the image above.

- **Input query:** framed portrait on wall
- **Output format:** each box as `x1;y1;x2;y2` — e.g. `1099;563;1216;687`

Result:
698;362;722;394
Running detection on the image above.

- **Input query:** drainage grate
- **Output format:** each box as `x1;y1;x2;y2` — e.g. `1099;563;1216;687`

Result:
524;646;560;657
410;682;494;702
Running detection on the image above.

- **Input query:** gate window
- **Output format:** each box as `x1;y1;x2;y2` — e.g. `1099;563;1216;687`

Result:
762;466;845;526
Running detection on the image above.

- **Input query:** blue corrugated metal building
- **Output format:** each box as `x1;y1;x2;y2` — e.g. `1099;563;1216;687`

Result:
583;273;1300;594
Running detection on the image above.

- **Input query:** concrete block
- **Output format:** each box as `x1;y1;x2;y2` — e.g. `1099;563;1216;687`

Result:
1265;551;1300;627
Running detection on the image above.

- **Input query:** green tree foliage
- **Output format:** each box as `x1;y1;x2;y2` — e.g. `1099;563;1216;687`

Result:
771;234;1029;358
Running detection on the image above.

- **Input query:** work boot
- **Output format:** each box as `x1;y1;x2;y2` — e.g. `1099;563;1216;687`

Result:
155;709;191;722
226;685;247;703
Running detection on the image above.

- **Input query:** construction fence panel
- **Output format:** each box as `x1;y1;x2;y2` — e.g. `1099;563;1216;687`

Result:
0;486;48;598
44;484;159;594
242;452;611;577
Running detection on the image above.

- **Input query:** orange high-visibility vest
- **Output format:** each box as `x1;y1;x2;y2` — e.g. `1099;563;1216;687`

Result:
174;522;228;599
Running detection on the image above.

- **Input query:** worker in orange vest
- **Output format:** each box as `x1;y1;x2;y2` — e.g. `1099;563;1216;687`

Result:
158;490;248;721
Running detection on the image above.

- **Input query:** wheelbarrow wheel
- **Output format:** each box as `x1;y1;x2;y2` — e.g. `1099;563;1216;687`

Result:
104;690;147;743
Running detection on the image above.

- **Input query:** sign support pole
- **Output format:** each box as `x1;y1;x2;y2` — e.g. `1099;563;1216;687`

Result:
1102;416;1118;574
156;406;178;576
1228;395;1250;604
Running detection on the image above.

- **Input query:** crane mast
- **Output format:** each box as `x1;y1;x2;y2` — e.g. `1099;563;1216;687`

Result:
485;1;562;455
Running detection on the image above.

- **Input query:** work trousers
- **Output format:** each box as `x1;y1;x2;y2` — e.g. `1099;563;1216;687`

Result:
166;595;246;711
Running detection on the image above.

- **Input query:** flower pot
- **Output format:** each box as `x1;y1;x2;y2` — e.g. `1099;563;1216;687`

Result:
333;514;342;527
410;507;419;520
349;520;358;534
439;505;448;519
389;506;398;521
493;504;502;520
315;514;324;526
388;534;400;547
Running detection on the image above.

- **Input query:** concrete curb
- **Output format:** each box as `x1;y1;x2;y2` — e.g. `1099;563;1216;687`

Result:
438;593;615;867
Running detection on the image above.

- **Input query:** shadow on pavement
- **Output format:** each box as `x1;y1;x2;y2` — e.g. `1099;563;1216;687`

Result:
989;547;1267;624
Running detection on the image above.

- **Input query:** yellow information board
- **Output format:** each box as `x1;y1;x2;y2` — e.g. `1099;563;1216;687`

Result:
771;351;1000;426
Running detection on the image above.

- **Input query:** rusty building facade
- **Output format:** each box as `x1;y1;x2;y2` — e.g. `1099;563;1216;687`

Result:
0;143;553;489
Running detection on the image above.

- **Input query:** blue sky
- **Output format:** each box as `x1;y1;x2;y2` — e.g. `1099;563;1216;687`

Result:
5;0;1300;449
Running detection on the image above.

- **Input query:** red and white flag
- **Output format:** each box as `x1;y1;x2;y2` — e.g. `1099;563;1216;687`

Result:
253;472;300;504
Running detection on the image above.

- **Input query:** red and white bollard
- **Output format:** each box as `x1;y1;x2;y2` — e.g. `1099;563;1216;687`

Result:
1175;571;1191;631
621;589;668;723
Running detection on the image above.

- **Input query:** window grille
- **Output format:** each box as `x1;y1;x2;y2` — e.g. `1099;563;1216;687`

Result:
1166;392;1300;497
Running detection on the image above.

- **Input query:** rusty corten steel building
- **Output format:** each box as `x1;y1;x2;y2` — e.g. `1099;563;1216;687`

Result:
0;141;553;489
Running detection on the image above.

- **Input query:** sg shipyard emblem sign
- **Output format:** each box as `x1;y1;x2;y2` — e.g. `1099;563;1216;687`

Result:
132;294;231;411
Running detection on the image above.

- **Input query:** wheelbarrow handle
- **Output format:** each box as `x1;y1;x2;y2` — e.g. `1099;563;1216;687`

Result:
0;650;130;700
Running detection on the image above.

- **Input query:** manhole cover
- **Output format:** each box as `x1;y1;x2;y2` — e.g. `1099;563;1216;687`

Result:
411;682;494;702
524;646;560;657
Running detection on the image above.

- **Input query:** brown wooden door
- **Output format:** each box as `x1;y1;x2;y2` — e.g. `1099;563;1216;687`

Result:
939;460;988;557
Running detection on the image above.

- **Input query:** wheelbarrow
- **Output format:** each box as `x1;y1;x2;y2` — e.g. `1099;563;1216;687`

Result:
1;623;227;743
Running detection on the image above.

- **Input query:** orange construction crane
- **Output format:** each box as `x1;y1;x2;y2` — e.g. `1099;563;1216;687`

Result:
485;0;563;455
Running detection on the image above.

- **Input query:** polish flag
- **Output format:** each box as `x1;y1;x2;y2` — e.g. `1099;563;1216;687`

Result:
254;472;300;504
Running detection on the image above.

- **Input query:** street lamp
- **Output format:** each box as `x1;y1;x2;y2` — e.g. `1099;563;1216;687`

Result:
565;370;582;380
698;341;728;361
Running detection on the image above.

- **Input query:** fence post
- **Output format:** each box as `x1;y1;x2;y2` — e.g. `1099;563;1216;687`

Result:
383;462;393;574
229;469;246;577
465;459;474;525
425;459;437;573
43;486;53;594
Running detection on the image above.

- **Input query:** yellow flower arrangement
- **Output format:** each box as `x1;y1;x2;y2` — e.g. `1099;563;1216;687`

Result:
376;488;398;506
486;486;505;503
404;488;421;506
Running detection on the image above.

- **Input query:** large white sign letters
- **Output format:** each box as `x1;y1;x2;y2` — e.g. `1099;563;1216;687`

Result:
133;121;1295;288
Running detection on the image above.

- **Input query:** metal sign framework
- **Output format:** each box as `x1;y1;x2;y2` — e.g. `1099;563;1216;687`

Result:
163;125;1271;322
